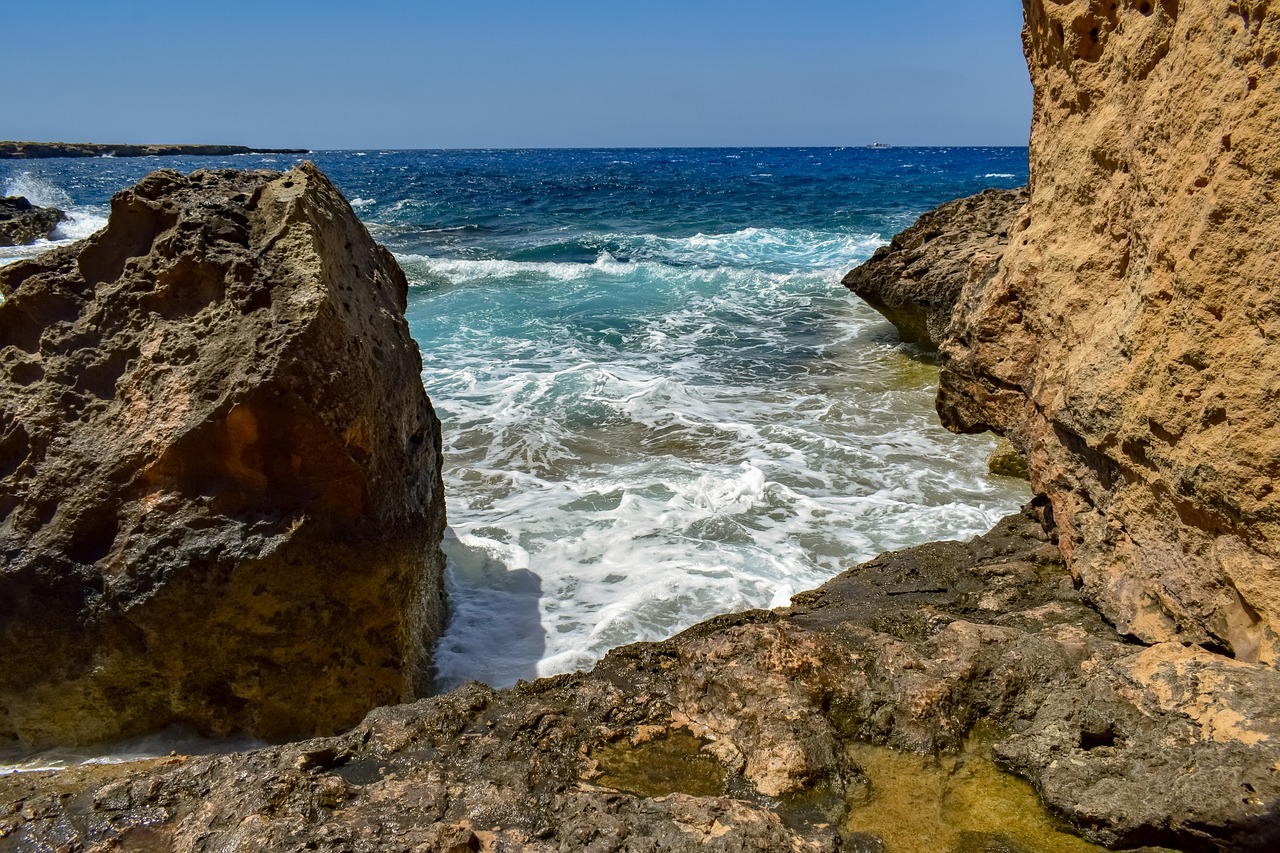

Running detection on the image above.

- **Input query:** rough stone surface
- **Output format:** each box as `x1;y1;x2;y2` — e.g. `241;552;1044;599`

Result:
988;436;1031;480
939;1;1280;663
3;509;1277;850
842;187;1028;348
0;196;65;247
0;163;446;749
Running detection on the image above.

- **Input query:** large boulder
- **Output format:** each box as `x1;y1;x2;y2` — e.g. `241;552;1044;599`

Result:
939;1;1280;663
0;162;446;748
842;187;1027;348
0;195;65;246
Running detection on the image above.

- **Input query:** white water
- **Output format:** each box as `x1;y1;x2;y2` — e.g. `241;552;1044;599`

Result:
405;244;1029;690
1;172;107;266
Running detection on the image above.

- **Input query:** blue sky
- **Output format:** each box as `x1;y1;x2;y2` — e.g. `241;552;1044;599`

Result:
8;1;1031;149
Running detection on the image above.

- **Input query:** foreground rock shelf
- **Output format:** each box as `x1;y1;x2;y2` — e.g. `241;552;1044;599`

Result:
3;506;1278;851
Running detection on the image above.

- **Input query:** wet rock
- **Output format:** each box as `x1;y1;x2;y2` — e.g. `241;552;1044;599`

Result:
988;436;1030;480
842;187;1027;348
938;0;1280;663
0;195;65;246
4;507;1276;850
0;163;446;749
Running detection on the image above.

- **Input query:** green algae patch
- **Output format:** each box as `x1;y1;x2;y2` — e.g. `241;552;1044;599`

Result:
843;730;1104;853
592;729;728;798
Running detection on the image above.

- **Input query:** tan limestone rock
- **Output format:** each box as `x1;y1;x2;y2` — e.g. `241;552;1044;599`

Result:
939;0;1280;663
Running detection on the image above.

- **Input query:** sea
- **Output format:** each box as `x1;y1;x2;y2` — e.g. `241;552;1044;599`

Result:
1;147;1030;702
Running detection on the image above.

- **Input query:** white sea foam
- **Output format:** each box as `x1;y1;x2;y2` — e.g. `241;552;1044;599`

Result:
0;172;109;264
349;197;377;207
983;173;1017;179
4;172;74;209
402;228;885;279
406;249;1029;690
53;209;109;241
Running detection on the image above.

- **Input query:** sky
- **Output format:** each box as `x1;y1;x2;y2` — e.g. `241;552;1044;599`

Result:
6;1;1032;149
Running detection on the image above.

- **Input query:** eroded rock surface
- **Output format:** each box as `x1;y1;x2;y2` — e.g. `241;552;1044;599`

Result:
939;1;1280;663
0;196;65;247
3;509;1277;851
0;163;446;749
842;187;1027;348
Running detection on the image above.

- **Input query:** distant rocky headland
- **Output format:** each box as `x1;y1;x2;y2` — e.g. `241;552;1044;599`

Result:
0;141;308;159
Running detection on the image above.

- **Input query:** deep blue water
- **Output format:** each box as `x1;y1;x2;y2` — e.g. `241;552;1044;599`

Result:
2;148;1030;690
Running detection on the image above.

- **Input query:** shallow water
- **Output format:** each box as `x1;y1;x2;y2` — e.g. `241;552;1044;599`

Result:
844;730;1105;852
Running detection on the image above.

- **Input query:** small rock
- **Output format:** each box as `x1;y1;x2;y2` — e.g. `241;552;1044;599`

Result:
0;195;65;246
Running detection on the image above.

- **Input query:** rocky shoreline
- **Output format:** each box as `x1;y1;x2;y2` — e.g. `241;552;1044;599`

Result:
842;187;1027;349
0;197;64;247
3;505;1276;851
0;142;308;159
2;1;1279;851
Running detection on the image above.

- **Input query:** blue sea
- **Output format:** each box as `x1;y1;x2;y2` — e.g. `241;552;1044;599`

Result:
1;147;1030;695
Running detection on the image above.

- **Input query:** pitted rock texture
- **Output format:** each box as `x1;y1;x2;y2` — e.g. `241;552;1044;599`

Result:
0;196;65;247
939;1;1280;662
842;187;1028;348
3;509;1278;851
0;163;446;749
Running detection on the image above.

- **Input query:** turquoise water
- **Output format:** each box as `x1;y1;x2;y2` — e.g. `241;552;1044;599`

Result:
1;148;1030;690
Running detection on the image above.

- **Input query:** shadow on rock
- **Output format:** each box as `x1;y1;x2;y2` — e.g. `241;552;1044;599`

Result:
434;528;547;690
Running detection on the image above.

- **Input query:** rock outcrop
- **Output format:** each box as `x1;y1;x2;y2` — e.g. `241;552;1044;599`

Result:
842;187;1027;348
939;1;1280;663
0;196;65;246
5;508;1278;850
0;163;446;749
0;142;307;159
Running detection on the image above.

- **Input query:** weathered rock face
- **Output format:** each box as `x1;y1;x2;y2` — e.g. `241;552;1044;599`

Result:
0;196;65;246
4;508;1278;850
939;1;1280;663
0;163;446;749
842;187;1028;348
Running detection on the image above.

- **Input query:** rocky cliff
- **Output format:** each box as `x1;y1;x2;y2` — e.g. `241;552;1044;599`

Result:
0;163;446;748
939;0;1280;664
843;187;1028;348
0;196;65;246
